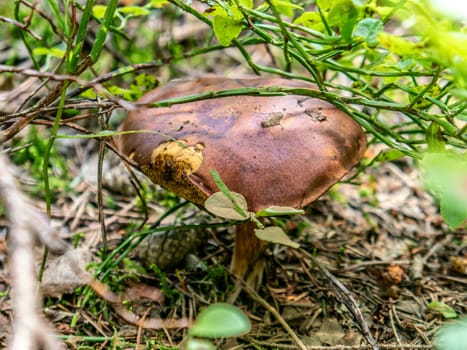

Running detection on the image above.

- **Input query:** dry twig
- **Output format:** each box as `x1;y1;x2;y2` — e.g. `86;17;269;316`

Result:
240;277;308;350
301;249;380;350
0;151;68;350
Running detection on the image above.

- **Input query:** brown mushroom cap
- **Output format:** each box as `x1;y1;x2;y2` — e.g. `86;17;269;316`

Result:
118;77;366;212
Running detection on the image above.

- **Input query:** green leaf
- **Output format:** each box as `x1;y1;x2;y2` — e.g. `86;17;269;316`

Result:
377;32;420;57
256;206;304;217
455;109;467;121
205;192;250;221
327;0;359;40
421;151;467;229
32;47;65;58
424;26;467;87
316;0;333;13
92;5;107;19
434;317;467;350
374;149;405;162
107;85;134;100
89;0;118;62
255;226;300;248
80;89;97;99
238;0;253;9
450;89;467;102
212;16;243;46
209;170;249;218
270;0;303;17
185;338;216;350
428;301;458;319
440;199;466;230
150;0;169;8
426;123;446;153
366;3;393;18
118;6;151;16
189;303;251;338
294;12;325;32
204;4;244;46
353;18;383;47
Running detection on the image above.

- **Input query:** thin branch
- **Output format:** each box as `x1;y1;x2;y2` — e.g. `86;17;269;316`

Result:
0;152;68;350
240;278;308;350
0;15;42;40
300;249;380;350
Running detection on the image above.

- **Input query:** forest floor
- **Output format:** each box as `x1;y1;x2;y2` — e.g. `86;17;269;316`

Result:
0;3;466;348
1;132;466;349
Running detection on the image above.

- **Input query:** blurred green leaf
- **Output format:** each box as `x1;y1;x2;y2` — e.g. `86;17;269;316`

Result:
428;301;458;319
426;123;446;153
353;18;383;47
80;89;97;99
189;303;251;338
89;0;118;62
395;1;467;88
32;47;65;58
129;74;158;100
150;0;169;8
92;5;107;19
374;149;406;163
119;6;151;16
327;0;360;40
186;338;216;350
294;11;325;32
366;3;394;18
239;0;253;9
429;31;467;88
455;110;467;121
107;85;134;100
450;89;467;102
270;0;303;17
421;151;467;229
377;32;421;57
316;0;333;12
256;206;304;217
255;226;300;248
434;317;467;350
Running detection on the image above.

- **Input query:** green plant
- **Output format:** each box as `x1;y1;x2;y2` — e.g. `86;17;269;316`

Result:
421;150;467;228
72;232;85;248
186;303;251;349
205;170;304;248
149;263;182;301
434;317;467;350
11;126;71;197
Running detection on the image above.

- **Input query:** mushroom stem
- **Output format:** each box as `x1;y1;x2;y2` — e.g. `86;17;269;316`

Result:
229;220;267;303
231;220;265;277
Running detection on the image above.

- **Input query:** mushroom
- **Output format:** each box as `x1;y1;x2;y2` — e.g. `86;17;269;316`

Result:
118;76;366;286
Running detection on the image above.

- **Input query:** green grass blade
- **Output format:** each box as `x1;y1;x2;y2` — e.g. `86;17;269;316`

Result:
89;0;118;63
69;0;96;71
